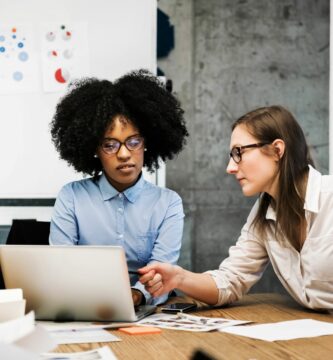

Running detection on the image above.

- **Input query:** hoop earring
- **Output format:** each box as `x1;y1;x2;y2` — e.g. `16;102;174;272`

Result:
94;154;98;158
144;148;147;152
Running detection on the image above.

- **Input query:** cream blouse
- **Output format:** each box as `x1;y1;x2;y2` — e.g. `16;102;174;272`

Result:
208;165;333;310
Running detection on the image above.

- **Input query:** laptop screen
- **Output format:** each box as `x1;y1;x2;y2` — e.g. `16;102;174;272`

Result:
0;245;141;321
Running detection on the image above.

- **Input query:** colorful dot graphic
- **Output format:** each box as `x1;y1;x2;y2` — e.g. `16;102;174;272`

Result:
55;68;70;83
63;49;73;59
13;71;23;81
46;32;56;41
62;31;72;41
48;50;58;58
18;51;28;61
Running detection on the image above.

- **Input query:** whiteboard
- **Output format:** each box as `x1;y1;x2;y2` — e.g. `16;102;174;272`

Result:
0;0;157;200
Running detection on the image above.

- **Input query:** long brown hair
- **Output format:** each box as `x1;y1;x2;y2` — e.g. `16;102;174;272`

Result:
232;105;314;250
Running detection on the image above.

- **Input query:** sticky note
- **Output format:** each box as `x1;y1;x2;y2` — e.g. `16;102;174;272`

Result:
118;326;161;335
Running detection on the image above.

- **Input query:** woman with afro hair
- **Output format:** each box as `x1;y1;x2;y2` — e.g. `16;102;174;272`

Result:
49;69;188;306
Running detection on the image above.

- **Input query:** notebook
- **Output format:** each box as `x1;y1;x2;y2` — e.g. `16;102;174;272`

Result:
0;245;156;321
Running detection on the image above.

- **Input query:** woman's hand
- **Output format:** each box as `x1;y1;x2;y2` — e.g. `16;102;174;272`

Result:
138;263;183;298
139;263;220;305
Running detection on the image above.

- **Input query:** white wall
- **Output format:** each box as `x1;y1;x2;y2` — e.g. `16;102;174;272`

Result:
0;0;158;224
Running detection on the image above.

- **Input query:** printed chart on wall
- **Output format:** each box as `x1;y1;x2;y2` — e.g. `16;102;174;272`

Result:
0;24;39;94
41;23;89;92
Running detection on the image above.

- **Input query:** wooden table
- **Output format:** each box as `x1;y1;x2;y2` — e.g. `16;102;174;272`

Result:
57;293;333;360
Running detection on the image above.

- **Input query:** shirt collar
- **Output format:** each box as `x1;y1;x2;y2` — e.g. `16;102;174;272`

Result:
265;205;276;221
264;164;321;221
304;164;321;213
98;172;145;203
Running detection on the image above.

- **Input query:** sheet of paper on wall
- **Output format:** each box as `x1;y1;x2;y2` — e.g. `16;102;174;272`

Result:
48;328;121;345
220;319;333;341
138;313;250;332
0;23;40;95
41;22;90;93
42;345;118;360
0;288;26;322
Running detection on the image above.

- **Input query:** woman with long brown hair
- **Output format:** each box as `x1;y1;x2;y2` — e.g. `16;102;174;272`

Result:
139;105;333;310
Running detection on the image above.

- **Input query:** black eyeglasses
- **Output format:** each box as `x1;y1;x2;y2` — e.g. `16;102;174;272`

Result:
229;143;270;164
100;136;144;155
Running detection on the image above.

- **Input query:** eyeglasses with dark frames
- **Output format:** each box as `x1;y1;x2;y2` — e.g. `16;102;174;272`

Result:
229;142;271;164
101;136;144;155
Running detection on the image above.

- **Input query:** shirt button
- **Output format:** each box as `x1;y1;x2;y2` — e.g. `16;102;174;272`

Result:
118;208;123;213
118;193;123;198
119;234;124;238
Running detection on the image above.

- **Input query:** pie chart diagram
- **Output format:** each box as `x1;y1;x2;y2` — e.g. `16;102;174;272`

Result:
54;68;70;83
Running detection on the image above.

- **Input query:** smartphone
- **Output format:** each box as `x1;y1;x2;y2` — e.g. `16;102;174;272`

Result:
160;302;197;313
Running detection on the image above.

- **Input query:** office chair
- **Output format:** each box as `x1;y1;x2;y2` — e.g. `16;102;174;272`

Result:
6;219;50;245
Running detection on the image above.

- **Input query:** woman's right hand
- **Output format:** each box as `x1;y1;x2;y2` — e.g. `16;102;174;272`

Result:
138;263;183;298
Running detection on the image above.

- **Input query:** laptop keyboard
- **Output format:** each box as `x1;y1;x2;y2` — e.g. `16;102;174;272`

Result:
134;305;156;320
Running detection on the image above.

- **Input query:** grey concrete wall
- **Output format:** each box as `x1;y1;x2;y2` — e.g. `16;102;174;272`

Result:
159;0;329;293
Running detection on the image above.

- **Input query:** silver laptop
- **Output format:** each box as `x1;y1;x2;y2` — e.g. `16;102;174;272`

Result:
0;245;156;321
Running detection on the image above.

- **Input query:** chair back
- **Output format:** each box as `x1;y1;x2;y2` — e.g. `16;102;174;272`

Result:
6;219;50;245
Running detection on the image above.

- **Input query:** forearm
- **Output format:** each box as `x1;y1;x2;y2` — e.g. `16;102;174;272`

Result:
175;266;219;305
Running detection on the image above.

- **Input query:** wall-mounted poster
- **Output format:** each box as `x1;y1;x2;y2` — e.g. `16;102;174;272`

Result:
0;23;39;94
41;22;90;92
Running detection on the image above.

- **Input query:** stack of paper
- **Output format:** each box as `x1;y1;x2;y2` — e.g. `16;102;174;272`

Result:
0;311;56;359
0;311;119;359
0;289;26;322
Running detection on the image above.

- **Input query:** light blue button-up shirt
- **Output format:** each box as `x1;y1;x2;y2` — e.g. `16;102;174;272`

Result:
49;173;184;305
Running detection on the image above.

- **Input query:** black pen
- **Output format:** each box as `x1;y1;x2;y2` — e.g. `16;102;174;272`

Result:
128;270;140;275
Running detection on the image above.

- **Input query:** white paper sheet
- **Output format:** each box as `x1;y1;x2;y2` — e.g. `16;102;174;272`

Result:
48;329;121;345
220;319;333;341
0;23;39;94
0;342;39;360
0;311;56;357
0;288;26;322
15;324;57;353
41;22;90;92
42;345;118;360
0;311;35;343
0;289;23;302
138;312;250;332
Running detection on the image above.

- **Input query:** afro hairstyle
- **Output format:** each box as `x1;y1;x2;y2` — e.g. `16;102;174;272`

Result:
50;69;188;176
